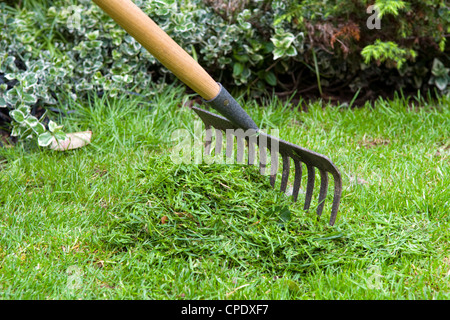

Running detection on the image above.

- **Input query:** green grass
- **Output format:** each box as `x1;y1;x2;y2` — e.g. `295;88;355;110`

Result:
0;85;449;299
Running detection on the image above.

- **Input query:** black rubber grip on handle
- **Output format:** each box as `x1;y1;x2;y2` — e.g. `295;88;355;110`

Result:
204;83;259;131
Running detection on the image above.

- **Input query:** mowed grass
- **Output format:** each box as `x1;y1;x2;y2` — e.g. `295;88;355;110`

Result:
0;85;449;299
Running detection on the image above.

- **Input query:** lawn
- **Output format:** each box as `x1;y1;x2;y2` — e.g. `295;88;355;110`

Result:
0;86;449;299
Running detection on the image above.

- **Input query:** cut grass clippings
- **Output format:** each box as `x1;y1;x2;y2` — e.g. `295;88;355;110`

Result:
0;86;449;299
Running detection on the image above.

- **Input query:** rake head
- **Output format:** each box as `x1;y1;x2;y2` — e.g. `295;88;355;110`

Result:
192;106;343;226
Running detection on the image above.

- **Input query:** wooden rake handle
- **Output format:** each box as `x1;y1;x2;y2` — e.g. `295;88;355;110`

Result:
92;0;220;100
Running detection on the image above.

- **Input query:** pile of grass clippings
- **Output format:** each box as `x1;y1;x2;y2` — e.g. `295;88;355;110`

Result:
100;154;435;275
102;156;329;272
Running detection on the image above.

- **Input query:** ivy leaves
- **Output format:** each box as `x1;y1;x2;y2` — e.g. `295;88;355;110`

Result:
9;106;58;147
429;58;450;92
38;120;66;148
271;30;299;60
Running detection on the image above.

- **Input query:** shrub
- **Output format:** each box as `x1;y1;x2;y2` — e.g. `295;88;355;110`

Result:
270;0;449;96
0;0;448;145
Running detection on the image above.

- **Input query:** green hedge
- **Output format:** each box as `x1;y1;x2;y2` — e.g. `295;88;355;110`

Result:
0;0;449;145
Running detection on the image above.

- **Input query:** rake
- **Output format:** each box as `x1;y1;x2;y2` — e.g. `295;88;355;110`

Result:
92;0;343;225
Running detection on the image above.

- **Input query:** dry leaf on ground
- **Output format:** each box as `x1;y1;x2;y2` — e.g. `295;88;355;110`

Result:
50;131;92;151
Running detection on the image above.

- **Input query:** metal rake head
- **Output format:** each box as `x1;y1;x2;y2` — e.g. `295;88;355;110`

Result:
192;106;343;226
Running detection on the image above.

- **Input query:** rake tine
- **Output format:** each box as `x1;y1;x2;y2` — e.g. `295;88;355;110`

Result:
248;138;256;165
226;129;233;161
316;169;329;218
236;133;244;164
259;146;267;175
215;128;223;156
280;154;290;193
204;124;212;156
292;160;302;202
329;172;342;226
270;150;278;188
304;164;315;212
